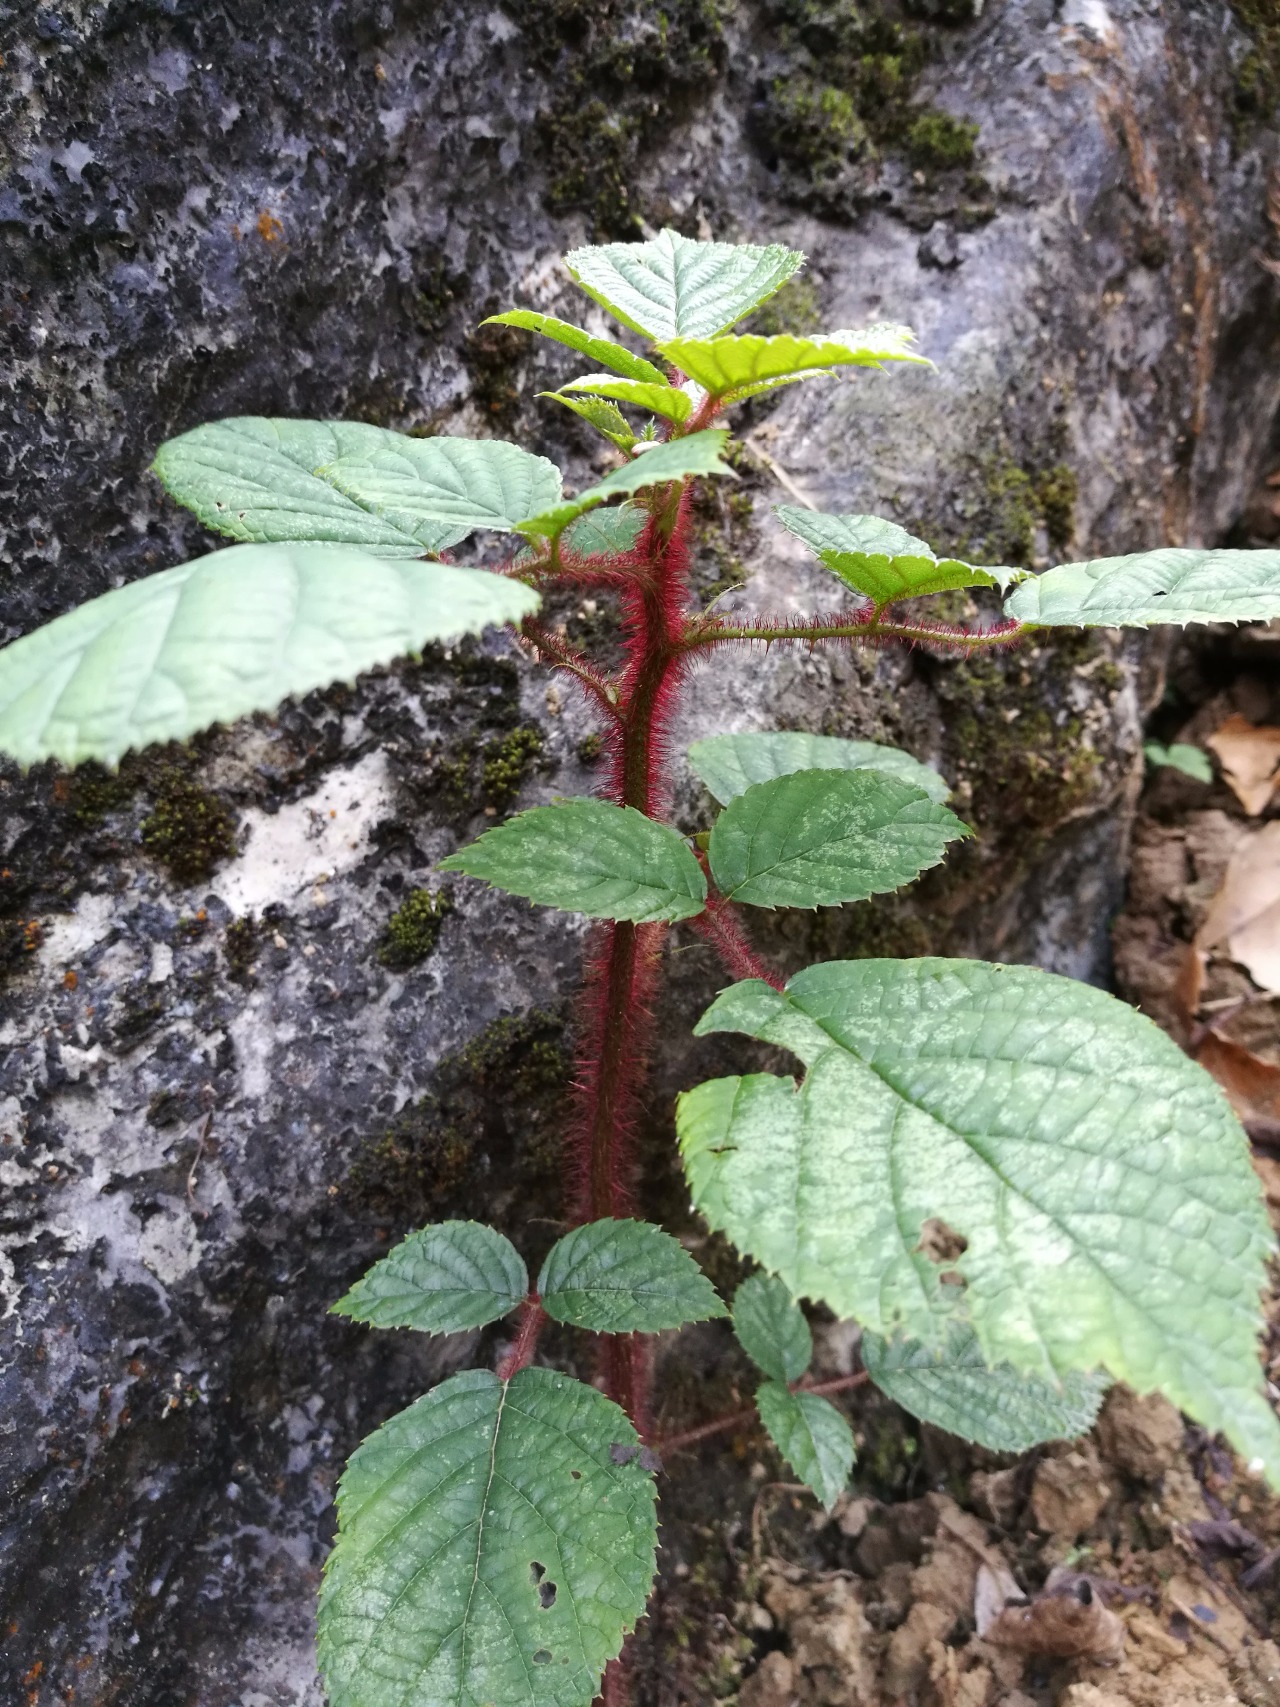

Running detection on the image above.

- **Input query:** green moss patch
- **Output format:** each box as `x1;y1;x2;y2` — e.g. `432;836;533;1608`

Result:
378;888;454;970
139;769;238;886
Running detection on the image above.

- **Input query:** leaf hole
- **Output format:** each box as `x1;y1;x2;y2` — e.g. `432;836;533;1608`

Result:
570;1469;582;1480
538;1580;558;1609
533;1649;553;1665
915;1217;968;1264
530;1561;546;1585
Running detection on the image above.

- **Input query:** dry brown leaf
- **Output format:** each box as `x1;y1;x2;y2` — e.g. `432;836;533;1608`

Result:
1173;944;1206;1023
981;1574;1125;1663
1205;714;1280;815
1193;1030;1280;1124
1196;820;1280;994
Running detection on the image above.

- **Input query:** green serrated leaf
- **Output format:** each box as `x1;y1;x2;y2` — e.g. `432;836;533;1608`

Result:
677;958;1280;1481
0;544;539;771
1144;741;1214;783
483;310;669;385
861;1321;1109;1453
777;508;1022;604
331;1221;528;1334
1003;548;1280;628
439;799;707;924
733;1273;812;1383
516;431;734;541
559;374;692;424
659;327;927;402
563;505;646;559
317;436;563;533
318;1366;658;1707
755;1382;855;1510
707;769;969;910
152;419;560;555
538;1218;727;1333
566;229;805;341
688;730;949;806
540;391;638;452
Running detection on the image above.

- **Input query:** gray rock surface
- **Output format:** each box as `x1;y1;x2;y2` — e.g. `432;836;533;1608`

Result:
1;0;1277;1700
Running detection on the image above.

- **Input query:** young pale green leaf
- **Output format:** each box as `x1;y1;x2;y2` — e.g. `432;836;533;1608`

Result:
689;730;949;806
755;1382;855;1510
733;1272;812;1383
317;436;563;533
659;326;927;402
541;390;638;452
516;430;733;541
483;309;669;385
153;418;560;554
331;1221;528;1334
318;1366;658;1707
562;505;646;559
1145;741;1214;783
439;799;707;924
1003;548;1280;628
777;508;1021;604
566;229;805;341
861;1321;1109;1453
559;373;692;424
677;958;1280;1480
0;544;539;771
537;1218;727;1334
707;768;969;910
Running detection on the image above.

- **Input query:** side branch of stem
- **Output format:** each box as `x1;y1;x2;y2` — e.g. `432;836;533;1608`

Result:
679;615;1029;653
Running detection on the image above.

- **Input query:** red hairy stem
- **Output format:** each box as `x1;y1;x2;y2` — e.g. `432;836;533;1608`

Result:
679;612;1028;654
520;617;623;724
690;899;784;991
654;1372;870;1457
496;1298;546;1381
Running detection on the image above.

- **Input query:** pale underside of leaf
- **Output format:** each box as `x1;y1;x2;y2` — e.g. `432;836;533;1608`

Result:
565;229;805;342
558;374;692;424
152;418;559;555
331;1221;529;1335
439;800;708;924
732;1272;812;1384
516;431;733;541
776;507;1021;604
688;730;949;806
706;768;969;909
861;1321;1110;1453
0;544;539;771
318;1366;658;1707
679;958;1280;1479
539;391;637;452
1003;548;1280;628
537;1218;727;1333
483;310;669;386
560;505;646;560
755;1382;855;1511
658;327;928;402
318;437;563;532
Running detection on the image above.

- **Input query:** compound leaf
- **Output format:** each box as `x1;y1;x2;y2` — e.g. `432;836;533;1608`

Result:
755;1383;855;1511
689;730;949;806
777;508;1021;604
439;799;707;924
677;958;1280;1480
516;431;733;541
861;1321;1109;1453
153;418;560;554
538;1219;727;1333
559;374;692;424
733;1272;812;1383
707;769;969;909
540;391;638;452
318;436;563;533
1003;548;1280;628
331;1221;528;1335
659;327;927;402
566;229;804;342
318;1366;657;1707
483;309;669;386
0;544;538;770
